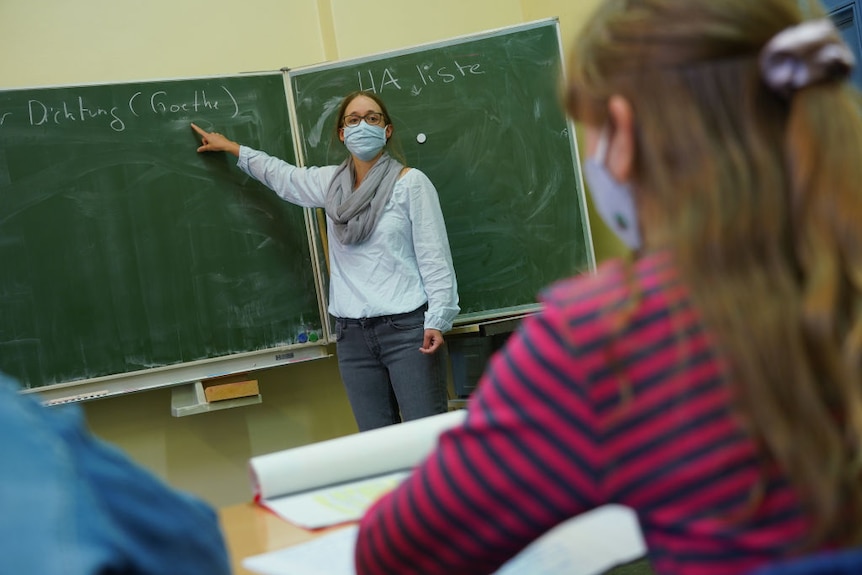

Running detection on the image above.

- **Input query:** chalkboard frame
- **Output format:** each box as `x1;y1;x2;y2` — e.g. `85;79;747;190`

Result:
1;72;332;401
12;18;595;402
286;18;595;333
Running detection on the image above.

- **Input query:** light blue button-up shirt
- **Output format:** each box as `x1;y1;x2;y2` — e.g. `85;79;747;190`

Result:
237;146;460;332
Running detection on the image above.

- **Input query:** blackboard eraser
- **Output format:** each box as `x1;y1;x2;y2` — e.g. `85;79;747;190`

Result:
203;379;260;402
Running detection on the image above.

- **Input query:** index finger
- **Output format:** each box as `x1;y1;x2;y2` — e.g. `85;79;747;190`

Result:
190;123;208;137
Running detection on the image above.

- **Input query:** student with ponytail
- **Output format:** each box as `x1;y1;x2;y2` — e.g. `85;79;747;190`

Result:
354;1;862;573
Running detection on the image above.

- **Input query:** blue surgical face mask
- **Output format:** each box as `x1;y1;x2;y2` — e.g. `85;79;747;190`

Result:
343;121;387;161
583;128;642;250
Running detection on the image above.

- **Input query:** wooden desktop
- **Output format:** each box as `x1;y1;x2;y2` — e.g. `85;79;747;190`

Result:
219;502;349;575
218;501;654;575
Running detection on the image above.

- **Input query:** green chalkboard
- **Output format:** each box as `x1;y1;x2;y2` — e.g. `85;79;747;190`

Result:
289;19;593;323
0;73;324;390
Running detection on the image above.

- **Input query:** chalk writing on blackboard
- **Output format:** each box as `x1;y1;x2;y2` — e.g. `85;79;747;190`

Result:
356;57;485;95
2;85;239;133
0;73;322;392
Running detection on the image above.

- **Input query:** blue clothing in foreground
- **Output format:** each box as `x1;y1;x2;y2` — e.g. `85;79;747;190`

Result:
0;373;230;575
750;548;862;575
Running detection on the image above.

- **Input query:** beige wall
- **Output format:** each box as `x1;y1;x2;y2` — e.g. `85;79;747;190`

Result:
2;0;608;508
0;0;329;89
81;347;357;506
326;0;524;59
522;0;605;44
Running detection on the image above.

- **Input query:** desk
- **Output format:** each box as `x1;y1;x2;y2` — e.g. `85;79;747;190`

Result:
219;502;349;575
219;502;653;575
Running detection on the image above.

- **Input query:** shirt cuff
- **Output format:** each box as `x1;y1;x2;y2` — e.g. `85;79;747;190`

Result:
236;145;252;172
425;312;455;333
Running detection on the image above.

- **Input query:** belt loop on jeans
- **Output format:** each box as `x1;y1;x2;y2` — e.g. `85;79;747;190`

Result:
336;303;427;327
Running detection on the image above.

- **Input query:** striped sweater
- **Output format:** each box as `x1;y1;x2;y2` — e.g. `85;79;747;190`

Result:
355;252;813;575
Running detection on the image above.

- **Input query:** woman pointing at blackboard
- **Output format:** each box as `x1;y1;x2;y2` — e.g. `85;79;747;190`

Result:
191;91;459;432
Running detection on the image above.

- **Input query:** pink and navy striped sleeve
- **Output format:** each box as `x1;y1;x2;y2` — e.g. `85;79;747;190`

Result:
355;252;811;575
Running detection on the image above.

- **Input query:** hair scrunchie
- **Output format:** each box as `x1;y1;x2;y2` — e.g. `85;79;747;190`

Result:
759;19;855;97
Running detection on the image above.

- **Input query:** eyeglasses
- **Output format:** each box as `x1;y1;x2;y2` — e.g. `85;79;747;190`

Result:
343;112;386;127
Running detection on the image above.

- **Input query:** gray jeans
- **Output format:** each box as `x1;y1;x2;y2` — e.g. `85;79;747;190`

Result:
335;305;448;431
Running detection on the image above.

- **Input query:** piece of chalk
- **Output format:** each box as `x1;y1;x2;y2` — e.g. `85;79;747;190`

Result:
416;133;427;144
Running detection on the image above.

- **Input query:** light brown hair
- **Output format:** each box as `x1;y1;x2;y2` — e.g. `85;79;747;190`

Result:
568;0;862;545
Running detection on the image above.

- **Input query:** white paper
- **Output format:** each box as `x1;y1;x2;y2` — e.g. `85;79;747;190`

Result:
259;471;409;529
494;505;647;575
249;410;466;528
243;505;646;575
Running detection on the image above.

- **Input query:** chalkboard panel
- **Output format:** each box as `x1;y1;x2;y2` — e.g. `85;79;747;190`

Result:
0;73;324;390
289;19;593;323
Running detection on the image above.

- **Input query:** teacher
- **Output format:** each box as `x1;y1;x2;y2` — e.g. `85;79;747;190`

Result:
191;91;459;431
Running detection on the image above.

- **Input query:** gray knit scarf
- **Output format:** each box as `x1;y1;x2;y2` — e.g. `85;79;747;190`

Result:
324;153;403;245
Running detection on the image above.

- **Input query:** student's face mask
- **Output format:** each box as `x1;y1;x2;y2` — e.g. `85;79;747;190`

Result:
343;121;387;161
583;128;642;250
